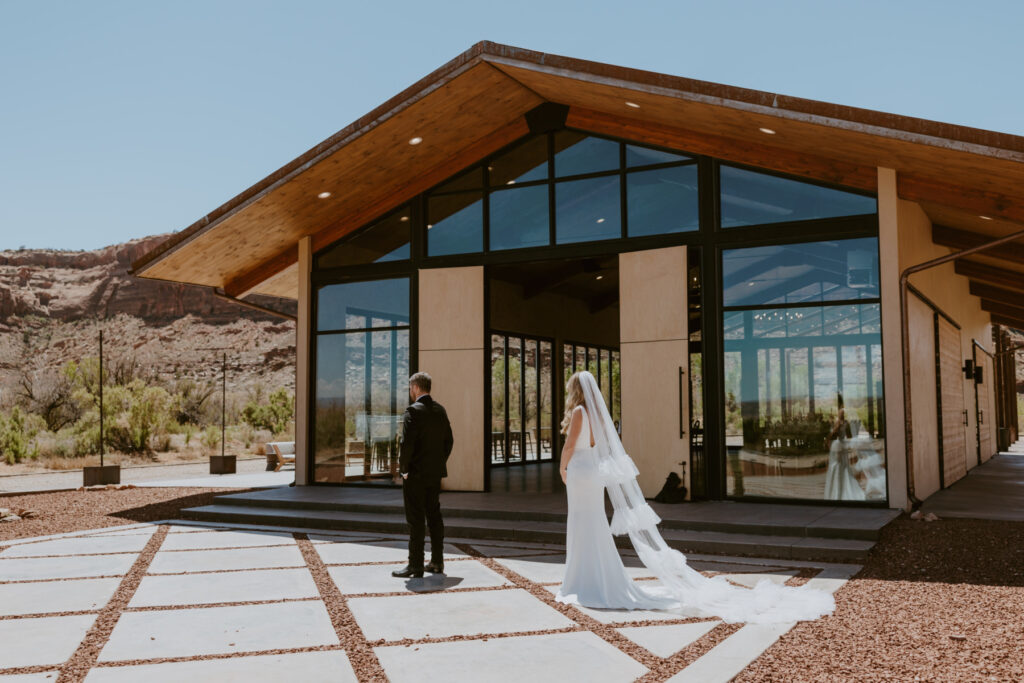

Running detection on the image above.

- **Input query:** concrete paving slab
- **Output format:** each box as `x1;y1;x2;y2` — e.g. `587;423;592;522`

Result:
0;577;120;616
147;545;306;574
495;554;655;584
0;672;59;682
130;568;318;607
348;588;574;641
468;543;565;557
617;621;719;657
0;553;137;581
375;631;647;683
158;530;296;551
1;534;152;558
81;527;159;538
314;540;466;565
666;622;795;683
98;602;337;662
541;585;695;623
0;614;97;668
720;570;800;588
328;559;509;595
84;650;357;682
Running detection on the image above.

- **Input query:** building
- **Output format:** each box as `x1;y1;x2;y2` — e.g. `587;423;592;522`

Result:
131;42;1024;511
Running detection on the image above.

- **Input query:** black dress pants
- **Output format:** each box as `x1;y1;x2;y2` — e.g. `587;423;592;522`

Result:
403;476;443;567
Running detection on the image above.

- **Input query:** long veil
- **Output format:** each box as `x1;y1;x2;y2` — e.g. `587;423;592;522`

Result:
577;371;835;624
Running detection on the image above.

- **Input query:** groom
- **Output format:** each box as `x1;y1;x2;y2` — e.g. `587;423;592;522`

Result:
392;371;453;578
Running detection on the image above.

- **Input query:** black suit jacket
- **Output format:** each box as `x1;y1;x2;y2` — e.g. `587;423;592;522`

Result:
399;395;454;481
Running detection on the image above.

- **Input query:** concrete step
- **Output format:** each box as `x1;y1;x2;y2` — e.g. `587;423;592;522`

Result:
182;504;875;563
210;492;891;541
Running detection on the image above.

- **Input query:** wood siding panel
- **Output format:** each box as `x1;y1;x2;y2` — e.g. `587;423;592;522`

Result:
937;317;967;486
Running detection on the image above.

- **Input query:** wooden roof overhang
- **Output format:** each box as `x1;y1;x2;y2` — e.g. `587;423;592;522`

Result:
131;41;1024;329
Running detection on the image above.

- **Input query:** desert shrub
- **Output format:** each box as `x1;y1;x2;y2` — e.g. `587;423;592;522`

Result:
18;366;81;431
231;423;255;450
183;424;195;446
72;380;172;455
241;388;294;435
200;425;222;454
150;433;172;452
0;407;44;464
171;378;215;425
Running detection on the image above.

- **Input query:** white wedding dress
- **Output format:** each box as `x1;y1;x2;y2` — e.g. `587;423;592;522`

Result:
556;371;836;624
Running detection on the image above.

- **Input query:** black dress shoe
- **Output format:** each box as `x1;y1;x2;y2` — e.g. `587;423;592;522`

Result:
391;565;424;578
425;561;444;574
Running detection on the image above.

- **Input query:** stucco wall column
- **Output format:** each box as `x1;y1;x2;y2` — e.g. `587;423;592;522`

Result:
295;236;312;486
418;266;485;491
878;167;909;510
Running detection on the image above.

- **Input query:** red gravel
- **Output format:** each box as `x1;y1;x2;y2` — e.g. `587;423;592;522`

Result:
735;515;1024;682
0;488;252;543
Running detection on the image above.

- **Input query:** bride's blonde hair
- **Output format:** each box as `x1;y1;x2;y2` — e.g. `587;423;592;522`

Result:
560;372;586;435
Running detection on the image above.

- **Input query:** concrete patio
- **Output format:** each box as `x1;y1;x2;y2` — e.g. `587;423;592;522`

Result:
0;519;857;682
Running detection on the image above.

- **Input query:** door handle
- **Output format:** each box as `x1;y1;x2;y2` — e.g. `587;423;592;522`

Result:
979;409;984;425
963;409;968;426
679;366;686;439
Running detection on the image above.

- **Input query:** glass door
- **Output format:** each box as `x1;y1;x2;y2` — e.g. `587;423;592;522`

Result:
490;331;555;466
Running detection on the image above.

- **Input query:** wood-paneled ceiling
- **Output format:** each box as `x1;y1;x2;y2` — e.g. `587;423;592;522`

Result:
132;42;1024;323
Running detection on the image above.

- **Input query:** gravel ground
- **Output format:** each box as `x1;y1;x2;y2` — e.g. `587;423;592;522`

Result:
735;514;1024;682
0;487;250;541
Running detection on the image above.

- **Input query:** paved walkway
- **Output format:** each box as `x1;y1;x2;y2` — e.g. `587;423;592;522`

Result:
0;458;290;494
0;520;857;682
920;451;1024;521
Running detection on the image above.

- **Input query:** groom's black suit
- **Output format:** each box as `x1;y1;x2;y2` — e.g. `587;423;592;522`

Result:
399;394;453;569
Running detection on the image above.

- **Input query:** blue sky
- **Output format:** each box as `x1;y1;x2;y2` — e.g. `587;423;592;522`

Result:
2;0;1022;251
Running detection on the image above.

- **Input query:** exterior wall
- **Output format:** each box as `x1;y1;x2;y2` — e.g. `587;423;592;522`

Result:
886;174;997;503
295;237;312;486
619;246;689;497
489;279;619;348
418;266;485;491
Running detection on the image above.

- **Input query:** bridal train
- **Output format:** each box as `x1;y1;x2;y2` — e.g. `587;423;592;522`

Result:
556;371;836;625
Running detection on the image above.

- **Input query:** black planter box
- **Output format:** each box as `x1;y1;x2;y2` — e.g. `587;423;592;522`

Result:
83;465;121;486
210;455;237;474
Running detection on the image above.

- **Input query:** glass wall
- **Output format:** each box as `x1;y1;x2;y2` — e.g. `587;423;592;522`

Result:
423;132;699;256
491;332;554;465
313;278;410;483
563;342;621;433
722;238;886;502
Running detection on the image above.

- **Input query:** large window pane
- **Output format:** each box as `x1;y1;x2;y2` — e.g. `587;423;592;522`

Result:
625;144;692;167
491;334;506;465
721;238;880;307
555;176;621;244
720;165;877;227
434;167;484;194
317;278;409;332
427;192;483;256
554;132;620;177
316;206;410;269
627;164;699;236
489;136;549;186
314;329;409;483
723;304;886;502
489;185;550;251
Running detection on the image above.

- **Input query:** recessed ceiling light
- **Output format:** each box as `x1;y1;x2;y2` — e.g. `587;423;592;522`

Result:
426;224;433;230
625;101;640;109
596;275;604;280
506;180;516;185
747;282;756;286
317;191;331;199
400;216;409;222
409;136;423;145
596;218;605;223
979;215;993;220
759;127;776;135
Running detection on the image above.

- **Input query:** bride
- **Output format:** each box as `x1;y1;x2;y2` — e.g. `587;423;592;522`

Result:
555;371;835;624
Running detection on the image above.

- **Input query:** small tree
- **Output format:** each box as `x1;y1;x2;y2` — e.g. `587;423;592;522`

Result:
0;407;44;464
241;388;294;435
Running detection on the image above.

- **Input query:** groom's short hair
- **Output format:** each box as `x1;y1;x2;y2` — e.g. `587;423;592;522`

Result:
410;372;432;393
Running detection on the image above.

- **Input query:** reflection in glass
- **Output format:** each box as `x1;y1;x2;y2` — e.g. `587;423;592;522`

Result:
555;176;621;244
491;333;555;465
720;165;877;228
722;303;886;501
489;185;550;251
427;192;483;256
554;132;620;177
540;341;553;459
507;337;522;463
627;164;699;237
525;339;538;461
313;329;409;483
721;238;880;307
625;145;692;167
317;279;409;332
489;136;549;186
316;207;411;268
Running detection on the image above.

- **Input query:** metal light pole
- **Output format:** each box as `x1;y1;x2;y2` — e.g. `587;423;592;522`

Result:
221;352;227;458
99;329;104;466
